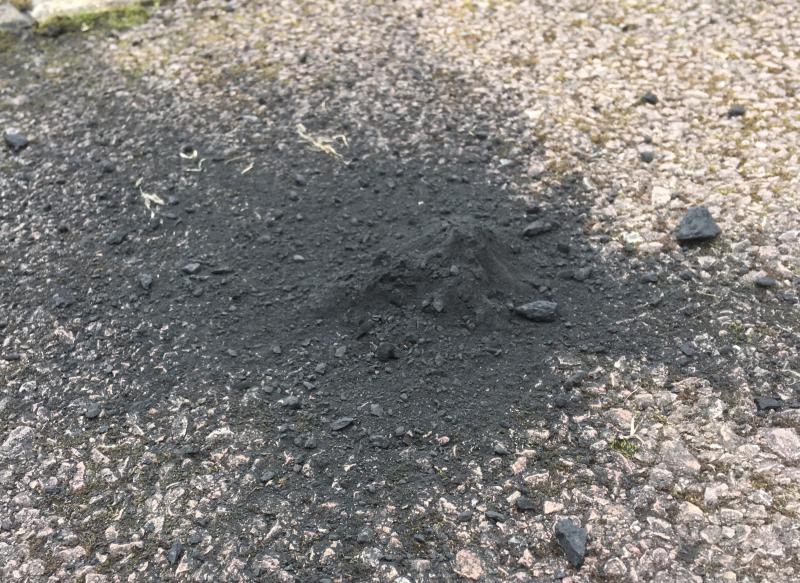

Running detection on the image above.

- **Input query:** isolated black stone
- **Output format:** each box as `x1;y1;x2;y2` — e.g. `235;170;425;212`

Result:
727;104;746;117
675;206;721;243
375;342;397;362
280;395;301;410
755;396;783;412
106;231;126;245
485;510;506;522
514;300;558;322
640;151;654;163
641;91;658;105
84;402;101;419
515;497;536;511
555;519;588;568
755;276;777;288
4;131;28;153
167;541;183;566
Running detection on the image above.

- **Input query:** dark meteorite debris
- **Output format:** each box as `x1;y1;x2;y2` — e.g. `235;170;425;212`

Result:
330;417;354;431
555;519;588;568
755;276;777;288
675;206;721;243
514;300;558;322
727;104;746;117
641;90;658;105
4;131;28;153
522;219;556;237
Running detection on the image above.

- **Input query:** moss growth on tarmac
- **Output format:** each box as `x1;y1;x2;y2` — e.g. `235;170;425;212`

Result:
37;4;149;36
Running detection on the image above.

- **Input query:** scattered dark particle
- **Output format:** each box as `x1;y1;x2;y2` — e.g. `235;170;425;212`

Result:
53;290;75;308
356;319;375;338
375;342;397;362
493;443;509;455
167;541;183;566
138;273;154;290
188;532;202;545
4;131;28;153
564;370;587;390
755;396;783;412
522;219;556;237
515;497;536;511
106;231;126;245
356;528;373;543
330;417;354;431
84;402;101;419
176;444;201;456
641;91;658;105
641;271;659;283
514;301;558;322
280;395;301;410
727;104;746;118
640;151;654;163
555;519;588;568
485;510;506;523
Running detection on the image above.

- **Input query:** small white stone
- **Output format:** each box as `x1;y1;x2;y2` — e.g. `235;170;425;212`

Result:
543;500;564;514
604;557;627;578
677;501;704;523
761;427;800;461
454;550;484;581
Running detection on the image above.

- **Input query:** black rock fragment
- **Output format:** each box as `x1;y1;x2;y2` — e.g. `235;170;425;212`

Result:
375;343;397;362
514;301;558;322
727;104;746;118
675;206;721;243
330;417;354;431
555;519;588;568
4;131;28;153
641;91;658;105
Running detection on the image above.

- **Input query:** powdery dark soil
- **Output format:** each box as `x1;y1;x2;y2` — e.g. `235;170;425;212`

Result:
1;24;797;583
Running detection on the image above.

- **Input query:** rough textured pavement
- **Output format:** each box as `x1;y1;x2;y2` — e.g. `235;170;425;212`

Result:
1;1;800;581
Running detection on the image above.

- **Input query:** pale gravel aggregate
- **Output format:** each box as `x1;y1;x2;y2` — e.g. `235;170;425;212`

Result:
2;1;800;582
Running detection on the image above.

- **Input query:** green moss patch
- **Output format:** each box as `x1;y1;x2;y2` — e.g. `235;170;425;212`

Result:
37;4;149;36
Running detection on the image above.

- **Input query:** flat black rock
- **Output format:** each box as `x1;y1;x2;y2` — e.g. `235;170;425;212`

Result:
755;396;783;412
755;276;777;288
514;300;558;322
555;519;588;568
515;497;536;511
485;510;506;523
675;206;721;243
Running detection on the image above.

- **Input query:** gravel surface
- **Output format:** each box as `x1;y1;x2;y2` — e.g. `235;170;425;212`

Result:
1;1;800;581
